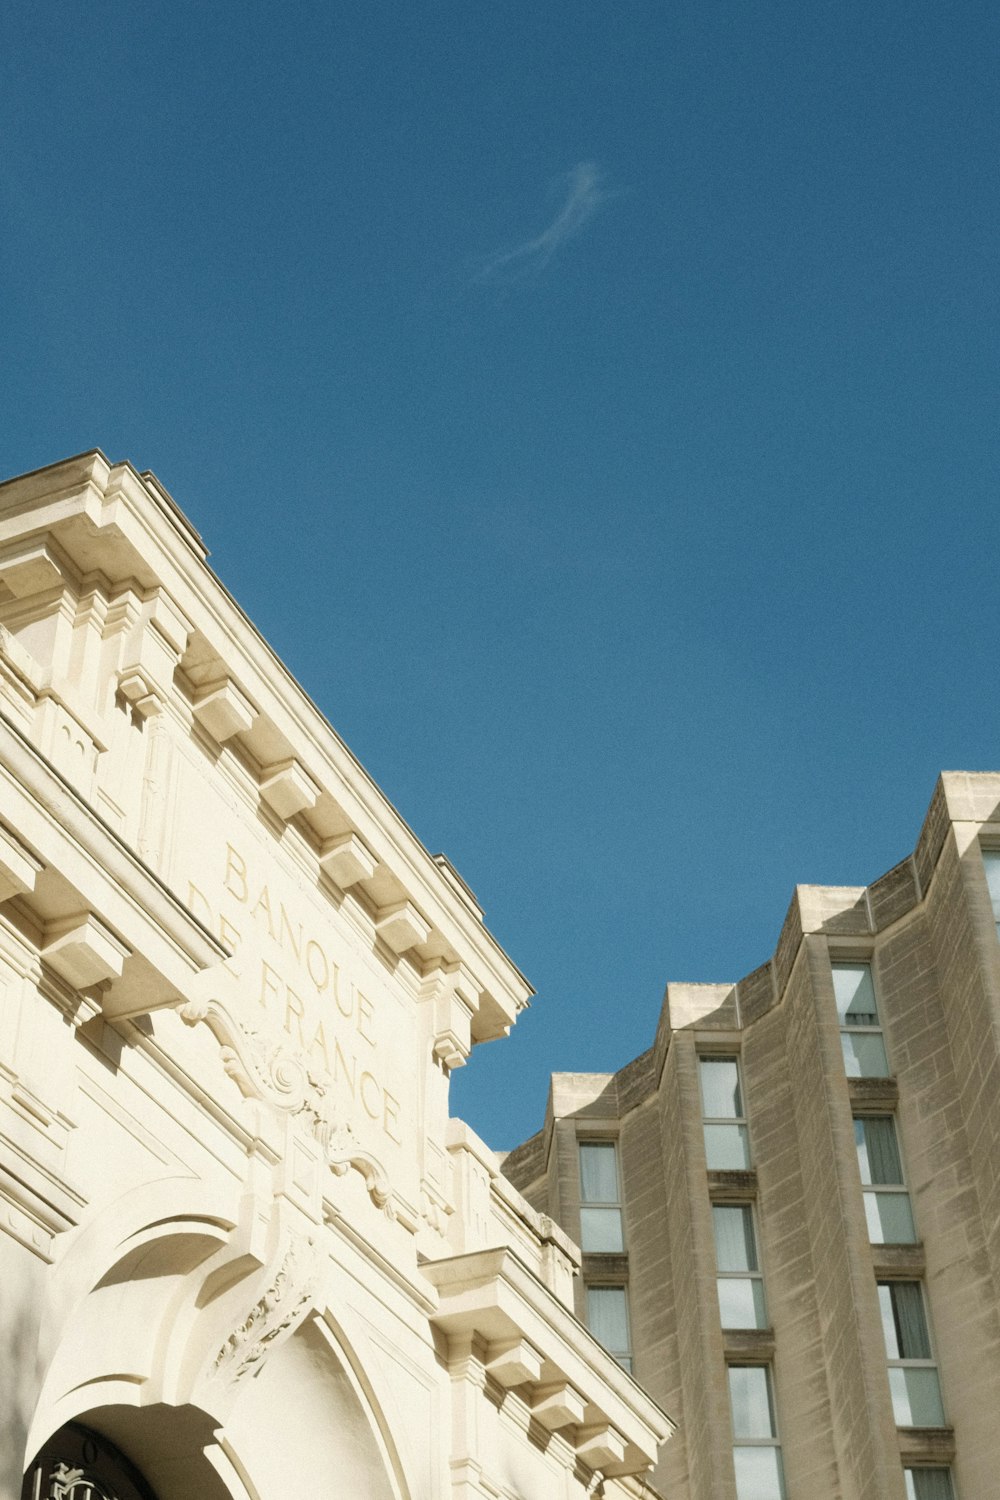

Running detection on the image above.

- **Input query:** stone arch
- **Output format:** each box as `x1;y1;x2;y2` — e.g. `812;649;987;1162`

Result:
24;1181;409;1500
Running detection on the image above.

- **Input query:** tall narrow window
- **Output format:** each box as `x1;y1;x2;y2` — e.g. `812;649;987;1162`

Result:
713;1204;767;1329
728;1365;787;1500
700;1057;750;1169
904;1469;955;1500
833;963;889;1078
982;849;1000;937
579;1141;624;1252
854;1116;916;1244
586;1285;632;1372
878;1282;945;1426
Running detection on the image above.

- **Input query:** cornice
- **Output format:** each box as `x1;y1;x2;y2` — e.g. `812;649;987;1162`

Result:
0;708;226;1018
0;453;533;1044
422;1244;673;1478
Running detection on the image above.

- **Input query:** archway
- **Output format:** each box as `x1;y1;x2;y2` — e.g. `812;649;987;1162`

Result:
23;1421;156;1500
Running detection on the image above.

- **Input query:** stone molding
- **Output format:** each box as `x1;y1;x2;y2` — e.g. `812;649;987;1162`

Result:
0;451;533;1046
423;1245;672;1478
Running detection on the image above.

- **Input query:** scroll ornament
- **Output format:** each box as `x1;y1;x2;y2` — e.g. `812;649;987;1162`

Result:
179;995;394;1217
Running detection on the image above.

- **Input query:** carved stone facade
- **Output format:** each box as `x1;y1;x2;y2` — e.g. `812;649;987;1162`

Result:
504;776;1000;1500
0;453;670;1500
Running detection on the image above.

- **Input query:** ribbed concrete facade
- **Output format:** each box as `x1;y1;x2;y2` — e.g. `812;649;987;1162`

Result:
503;774;1000;1500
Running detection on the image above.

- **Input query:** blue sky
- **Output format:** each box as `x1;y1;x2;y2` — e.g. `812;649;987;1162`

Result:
2;2;998;1147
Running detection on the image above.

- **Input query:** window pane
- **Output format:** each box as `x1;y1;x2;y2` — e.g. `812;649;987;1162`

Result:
864;1190;916;1244
841;1032;889;1078
855;1117;903;1184
700;1057;743;1118
732;1445;787;1500
718;1277;767;1329
888;1367;945;1427
878;1283;931;1360
580;1206;624;1252
832;964;880;1026
904;1469;955;1500
704;1123;751;1169
983;851;1000;917
587;1286;629;1355
713;1206;758;1271
580;1142;619;1203
728;1366;775;1438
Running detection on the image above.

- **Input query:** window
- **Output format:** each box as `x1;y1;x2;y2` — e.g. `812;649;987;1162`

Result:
854;1116;916;1244
982;849;1000;937
833;963;889;1078
728;1365;787;1500
578;1142;624;1252
904;1469;955;1500
586;1285;632;1372
713;1204;767;1329
878;1282;945;1427
700;1057;751;1169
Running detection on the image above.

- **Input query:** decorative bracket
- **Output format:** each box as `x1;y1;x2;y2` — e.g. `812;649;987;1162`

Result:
212;1235;323;1386
180;996;396;1218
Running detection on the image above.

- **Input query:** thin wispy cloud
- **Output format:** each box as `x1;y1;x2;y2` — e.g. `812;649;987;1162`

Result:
476;162;611;282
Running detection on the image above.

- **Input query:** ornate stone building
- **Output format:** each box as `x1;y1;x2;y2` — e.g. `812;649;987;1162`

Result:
0;453;669;1500
503;776;1000;1500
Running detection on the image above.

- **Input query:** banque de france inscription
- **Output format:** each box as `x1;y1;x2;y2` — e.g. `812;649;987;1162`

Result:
188;843;403;1145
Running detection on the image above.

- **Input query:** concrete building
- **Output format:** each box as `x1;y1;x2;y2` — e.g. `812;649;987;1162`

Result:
0;452;670;1500
503;776;1000;1500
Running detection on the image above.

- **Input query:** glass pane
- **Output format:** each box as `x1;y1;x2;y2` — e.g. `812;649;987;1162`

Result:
855;1117;903;1184
878;1283;931;1360
888;1367;945;1427
841;1032;889;1079
718;1277;767;1329
587;1286;629;1355
832;964;880;1026
904;1469;954;1500
704;1123;751;1169
728;1366;775;1438
733;1445;787;1500
580;1206;624;1252
713;1206;758;1271
579;1142;619;1204
983;850;1000;919
864;1190;916;1244
700;1057;743;1118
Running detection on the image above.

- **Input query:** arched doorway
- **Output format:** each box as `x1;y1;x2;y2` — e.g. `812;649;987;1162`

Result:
23;1422;156;1500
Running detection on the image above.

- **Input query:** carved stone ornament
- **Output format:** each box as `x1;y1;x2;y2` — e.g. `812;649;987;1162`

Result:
179;995;395;1218
47;1463;115;1500
325;1120;394;1218
213;1236;322;1385
179;994;325;1122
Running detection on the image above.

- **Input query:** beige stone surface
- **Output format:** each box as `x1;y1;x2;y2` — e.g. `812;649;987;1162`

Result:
505;773;1000;1500
0;453;671;1500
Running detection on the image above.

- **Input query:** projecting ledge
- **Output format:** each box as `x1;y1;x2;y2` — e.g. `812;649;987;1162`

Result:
422;1246;673;1476
0;711;227;1017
